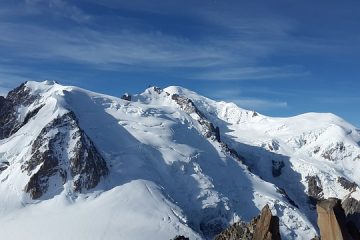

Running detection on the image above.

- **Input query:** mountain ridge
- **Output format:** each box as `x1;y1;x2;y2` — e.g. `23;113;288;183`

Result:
0;80;359;239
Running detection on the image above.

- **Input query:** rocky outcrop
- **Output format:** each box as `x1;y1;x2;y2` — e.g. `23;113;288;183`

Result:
171;93;219;140
214;220;253;240
253;205;281;240
317;198;360;240
321;142;347;161
170;92;246;164
342;197;360;216
215;126;221;142
0;161;9;173
0;82;42;139
0;82;109;199
121;93;132;101
215;204;281;240
271;160;285;177
337;176;358;192
342;197;360;231
172;236;189;240
306;175;323;205
22;111;108;199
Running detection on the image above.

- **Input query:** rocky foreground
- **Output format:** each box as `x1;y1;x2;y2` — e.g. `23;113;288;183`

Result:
213;198;360;240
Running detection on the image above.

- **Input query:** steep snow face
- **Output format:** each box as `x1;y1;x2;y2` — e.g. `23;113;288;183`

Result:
0;81;358;239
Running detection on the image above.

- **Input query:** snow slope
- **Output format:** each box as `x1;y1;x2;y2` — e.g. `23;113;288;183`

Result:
163;86;360;225
0;81;359;239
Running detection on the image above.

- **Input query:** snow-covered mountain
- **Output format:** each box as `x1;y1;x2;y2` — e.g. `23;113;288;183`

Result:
0;81;359;240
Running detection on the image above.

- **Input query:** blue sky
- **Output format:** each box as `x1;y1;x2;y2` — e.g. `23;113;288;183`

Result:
0;0;359;127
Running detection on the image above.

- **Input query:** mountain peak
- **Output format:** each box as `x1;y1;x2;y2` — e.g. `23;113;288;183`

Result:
0;81;359;239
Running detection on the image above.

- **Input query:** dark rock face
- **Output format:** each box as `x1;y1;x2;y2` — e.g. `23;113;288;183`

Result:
172;236;189;240
316;198;360;240
342;197;360;231
0;82;42;140
337;177;358;192
271;160;285;177
321;142;346;161
267;140;280;152
0;161;10;173
22;112;108;199
306;175;323;205
22;104;44;126
121;93;131;101
342;198;360;216
215;204;281;240
215;126;221;142
153;86;163;95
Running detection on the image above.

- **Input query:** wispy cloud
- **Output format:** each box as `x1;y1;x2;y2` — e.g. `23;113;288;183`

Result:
0;0;357;85
0;0;312;78
0;22;236;68
0;19;311;81
192;65;309;80
24;0;91;23
205;88;288;110
231;98;288;110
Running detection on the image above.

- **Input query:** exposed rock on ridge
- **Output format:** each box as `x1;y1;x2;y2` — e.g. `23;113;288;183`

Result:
22;111;109;199
171;93;220;141
337;176;358;192
0;82;40;139
0;82;109;199
306;175;324;205
215;204;281;240
342;197;360;231
170;91;246;163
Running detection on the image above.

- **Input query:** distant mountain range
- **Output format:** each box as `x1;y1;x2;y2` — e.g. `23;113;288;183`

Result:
0;81;359;239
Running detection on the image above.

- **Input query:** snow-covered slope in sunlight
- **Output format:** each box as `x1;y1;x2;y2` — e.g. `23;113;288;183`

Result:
0;81;358;239
0;180;200;240
163;85;360;227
